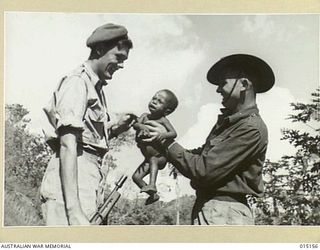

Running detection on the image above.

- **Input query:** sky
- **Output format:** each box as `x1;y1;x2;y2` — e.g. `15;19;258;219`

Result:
4;13;319;201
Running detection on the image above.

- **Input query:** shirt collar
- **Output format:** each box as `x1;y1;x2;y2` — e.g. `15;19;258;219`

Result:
83;61;107;88
217;105;259;125
228;105;260;124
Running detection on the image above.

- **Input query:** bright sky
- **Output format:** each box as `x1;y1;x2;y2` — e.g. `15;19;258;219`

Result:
4;13;319;201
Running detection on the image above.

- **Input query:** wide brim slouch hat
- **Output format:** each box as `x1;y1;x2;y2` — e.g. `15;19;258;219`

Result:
207;54;275;93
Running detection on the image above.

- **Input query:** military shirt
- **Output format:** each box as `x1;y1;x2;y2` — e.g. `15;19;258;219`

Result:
43;62;111;152
167;106;268;198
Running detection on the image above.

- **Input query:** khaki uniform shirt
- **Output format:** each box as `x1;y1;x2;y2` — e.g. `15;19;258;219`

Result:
43;62;110;152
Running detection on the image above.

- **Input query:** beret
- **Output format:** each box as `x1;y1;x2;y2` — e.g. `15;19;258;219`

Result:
207;54;275;93
86;23;129;48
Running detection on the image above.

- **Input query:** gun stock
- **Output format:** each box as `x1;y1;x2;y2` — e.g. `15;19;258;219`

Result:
90;175;127;225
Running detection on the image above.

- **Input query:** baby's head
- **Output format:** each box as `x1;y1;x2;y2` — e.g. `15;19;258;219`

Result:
148;89;178;117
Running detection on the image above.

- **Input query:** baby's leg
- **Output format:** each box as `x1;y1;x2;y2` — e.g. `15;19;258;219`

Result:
132;160;149;189
144;156;166;205
149;156;167;187
141;156;167;194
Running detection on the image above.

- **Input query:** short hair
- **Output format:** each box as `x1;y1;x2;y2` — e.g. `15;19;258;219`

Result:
89;38;133;60
159;89;179;114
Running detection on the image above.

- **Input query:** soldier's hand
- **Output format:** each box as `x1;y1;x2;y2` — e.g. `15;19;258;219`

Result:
138;127;150;138
143;121;167;142
119;113;137;127
115;113;137;133
110;113;137;138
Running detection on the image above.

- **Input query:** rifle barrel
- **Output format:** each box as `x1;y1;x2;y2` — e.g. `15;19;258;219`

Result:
116;175;128;189
90;175;128;225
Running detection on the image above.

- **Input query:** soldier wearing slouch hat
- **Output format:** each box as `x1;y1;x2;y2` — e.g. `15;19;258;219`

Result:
145;54;275;225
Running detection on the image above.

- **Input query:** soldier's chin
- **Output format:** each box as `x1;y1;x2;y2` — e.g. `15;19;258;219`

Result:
222;99;232;109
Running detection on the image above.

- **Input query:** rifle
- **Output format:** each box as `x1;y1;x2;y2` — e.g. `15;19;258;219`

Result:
90;175;127;225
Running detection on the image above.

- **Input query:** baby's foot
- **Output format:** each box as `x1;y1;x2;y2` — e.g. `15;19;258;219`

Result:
145;193;160;205
140;184;157;194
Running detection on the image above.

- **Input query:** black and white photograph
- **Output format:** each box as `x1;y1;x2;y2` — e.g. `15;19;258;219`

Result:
3;12;319;228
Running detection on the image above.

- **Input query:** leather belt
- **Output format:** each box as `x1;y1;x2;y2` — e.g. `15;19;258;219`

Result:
82;146;107;158
196;191;249;207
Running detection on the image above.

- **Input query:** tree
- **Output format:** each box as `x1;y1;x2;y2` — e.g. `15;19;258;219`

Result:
253;89;320;225
5;104;52;225
5;104;52;189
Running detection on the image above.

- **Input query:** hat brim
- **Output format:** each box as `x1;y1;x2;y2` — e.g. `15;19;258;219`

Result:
207;54;275;93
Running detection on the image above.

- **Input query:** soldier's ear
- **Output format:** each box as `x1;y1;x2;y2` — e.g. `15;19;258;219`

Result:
242;78;248;87
95;44;106;57
240;78;252;91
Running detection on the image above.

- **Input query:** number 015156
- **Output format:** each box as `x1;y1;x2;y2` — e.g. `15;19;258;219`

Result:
300;244;319;248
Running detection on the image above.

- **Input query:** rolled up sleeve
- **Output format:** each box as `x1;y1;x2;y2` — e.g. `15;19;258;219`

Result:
167;125;261;187
55;76;87;131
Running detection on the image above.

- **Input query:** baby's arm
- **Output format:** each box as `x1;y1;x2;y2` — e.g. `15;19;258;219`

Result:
156;118;177;140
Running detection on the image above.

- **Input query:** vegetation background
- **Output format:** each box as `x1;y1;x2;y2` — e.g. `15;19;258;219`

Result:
4;89;319;226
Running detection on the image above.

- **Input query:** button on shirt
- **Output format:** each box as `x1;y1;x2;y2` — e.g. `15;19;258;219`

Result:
167;106;268;198
43;62;111;152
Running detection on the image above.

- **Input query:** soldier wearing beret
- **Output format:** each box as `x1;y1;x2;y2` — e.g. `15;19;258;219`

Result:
40;23;134;225
144;54;275;225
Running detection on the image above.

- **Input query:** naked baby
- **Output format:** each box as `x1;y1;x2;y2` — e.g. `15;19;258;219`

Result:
132;89;178;205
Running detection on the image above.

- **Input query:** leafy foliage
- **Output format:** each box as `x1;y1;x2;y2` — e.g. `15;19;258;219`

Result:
4;104;52;225
253;89;320;225
287;88;320;124
107;195;194;225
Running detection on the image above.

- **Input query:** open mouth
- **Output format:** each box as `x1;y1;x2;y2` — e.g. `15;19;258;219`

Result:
149;104;156;111
106;64;118;75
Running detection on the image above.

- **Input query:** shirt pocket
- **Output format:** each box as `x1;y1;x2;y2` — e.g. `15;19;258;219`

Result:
82;100;108;143
86;110;106;140
87;98;105;121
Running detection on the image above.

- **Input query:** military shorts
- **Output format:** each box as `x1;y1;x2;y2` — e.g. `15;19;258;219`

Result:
40;150;107;226
192;199;254;225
